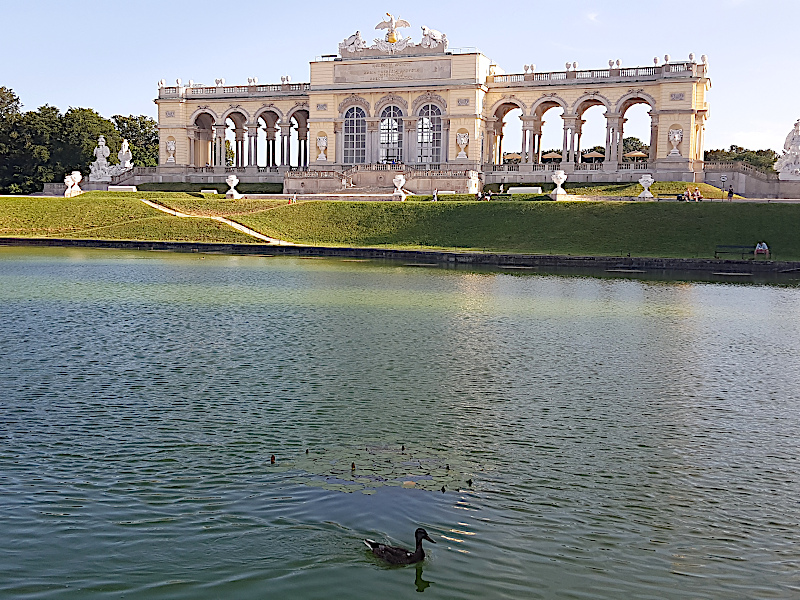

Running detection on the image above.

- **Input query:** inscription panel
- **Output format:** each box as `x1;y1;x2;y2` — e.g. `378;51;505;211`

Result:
334;59;451;84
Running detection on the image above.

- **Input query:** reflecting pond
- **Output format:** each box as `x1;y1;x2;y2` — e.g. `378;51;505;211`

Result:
1;247;799;599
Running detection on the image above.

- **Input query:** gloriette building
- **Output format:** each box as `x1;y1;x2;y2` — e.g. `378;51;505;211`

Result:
141;14;712;193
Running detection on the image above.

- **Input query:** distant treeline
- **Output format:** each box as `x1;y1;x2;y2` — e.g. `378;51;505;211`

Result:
704;145;779;172
0;87;158;194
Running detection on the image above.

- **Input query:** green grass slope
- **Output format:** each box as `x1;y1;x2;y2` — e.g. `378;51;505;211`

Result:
236;200;800;259
0;193;257;243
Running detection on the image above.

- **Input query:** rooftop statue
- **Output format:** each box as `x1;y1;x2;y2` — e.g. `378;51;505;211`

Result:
376;13;410;44
775;120;800;180
338;14;447;57
118;139;133;168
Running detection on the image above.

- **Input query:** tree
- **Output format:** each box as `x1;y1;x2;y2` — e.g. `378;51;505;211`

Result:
112;114;158;166
704;145;779;172
54;107;121;176
0;86;21;118
225;140;235;166
622;136;649;156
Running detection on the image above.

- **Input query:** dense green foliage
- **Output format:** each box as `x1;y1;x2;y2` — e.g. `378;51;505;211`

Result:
111;115;159;166
0;88;157;194
236;200;800;259
0;192;256;243
704;145;779;172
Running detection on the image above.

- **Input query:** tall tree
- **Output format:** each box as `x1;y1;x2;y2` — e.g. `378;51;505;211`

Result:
704;145;779;172
111;114;159;166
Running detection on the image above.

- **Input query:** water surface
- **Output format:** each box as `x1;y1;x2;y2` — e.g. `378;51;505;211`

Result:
1;247;799;599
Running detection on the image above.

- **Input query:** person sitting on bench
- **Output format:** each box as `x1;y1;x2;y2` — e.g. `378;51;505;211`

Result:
755;242;770;258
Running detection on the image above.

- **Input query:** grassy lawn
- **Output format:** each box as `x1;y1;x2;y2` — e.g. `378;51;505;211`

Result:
483;181;728;198
3;192;798;260
0;192;257;243
236;200;800;260
155;196;290;217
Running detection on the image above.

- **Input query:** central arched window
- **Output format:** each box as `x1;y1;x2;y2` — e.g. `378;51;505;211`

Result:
343;106;366;164
417;104;442;164
379;106;403;163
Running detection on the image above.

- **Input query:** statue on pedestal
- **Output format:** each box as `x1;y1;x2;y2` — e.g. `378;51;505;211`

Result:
226;174;242;199
118;139;133;168
64;171;83;197
392;173;408;201
775;120;800;180
667;129;683;157
638;174;655;198
550;170;568;200
90;136;112;181
456;133;469;159
317;136;328;161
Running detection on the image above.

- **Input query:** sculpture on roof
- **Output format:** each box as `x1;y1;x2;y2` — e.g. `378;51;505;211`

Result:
375;13;410;44
338;14;448;58
420;26;447;50
775;120;800;180
339;31;368;54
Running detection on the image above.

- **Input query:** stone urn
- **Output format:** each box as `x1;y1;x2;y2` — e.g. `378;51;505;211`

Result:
456;132;469;159
226;174;242;199
638;174;655;198
667;129;683;157
64;171;83;198
550;169;568;200
392;173;407;201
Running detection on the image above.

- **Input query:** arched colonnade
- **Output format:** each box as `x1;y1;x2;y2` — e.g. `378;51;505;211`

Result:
487;91;660;165
188;106;310;168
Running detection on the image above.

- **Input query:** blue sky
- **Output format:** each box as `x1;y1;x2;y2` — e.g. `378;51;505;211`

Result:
3;0;797;153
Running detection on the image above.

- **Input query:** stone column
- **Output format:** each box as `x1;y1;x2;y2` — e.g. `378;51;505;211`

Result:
617;117;627;165
334;121;343;166
214;125;227;167
648;112;659;161
280;123;293;166
187;128;196;167
561;119;570;162
441;117;450;164
366;119;380;164
575;119;584;162
246;125;259;167
297;126;309;167
403;117;416;164
604;114;621;166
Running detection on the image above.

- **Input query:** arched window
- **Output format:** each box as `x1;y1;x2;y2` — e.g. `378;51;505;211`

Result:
417;104;442;164
343;106;366;164
379;106;403;163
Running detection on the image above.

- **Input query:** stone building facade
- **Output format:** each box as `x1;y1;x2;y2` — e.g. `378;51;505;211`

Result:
144;16;712;193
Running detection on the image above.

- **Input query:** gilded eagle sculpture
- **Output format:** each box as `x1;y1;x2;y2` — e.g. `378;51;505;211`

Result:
376;13;410;44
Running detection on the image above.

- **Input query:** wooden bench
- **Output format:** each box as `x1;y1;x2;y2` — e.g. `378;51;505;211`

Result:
715;245;755;259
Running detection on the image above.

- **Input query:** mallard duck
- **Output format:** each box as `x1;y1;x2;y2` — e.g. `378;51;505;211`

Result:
364;528;435;565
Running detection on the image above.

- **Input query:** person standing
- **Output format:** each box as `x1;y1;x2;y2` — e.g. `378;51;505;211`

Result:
432;189;438;202
727;186;734;201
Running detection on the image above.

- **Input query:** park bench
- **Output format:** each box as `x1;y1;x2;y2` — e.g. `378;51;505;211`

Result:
715;245;755;259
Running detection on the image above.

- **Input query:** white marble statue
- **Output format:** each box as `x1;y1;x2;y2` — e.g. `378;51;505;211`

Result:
226;174;242;199
775;120;800;180
118;139;133;168
550;169;568;200
339;31;368;54
456;132;469;159
89;136;112;181
166;140;176;163
667;129;683;157
376;13;410;43
638;174;655;198
64;171;83;197
392;173;407;201
420;26;447;49
317;136;328;161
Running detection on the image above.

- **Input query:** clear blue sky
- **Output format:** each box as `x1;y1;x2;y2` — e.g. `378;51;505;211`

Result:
3;0;797;153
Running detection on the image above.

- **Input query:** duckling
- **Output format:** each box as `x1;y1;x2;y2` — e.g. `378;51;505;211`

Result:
364;528;435;565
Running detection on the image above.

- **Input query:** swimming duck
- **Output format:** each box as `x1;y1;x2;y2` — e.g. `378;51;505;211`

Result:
364;528;435;565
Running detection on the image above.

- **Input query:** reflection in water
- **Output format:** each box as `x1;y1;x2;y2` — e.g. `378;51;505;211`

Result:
414;563;432;592
1;248;800;600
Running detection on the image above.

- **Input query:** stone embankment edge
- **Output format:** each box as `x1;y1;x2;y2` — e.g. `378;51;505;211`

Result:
2;237;799;276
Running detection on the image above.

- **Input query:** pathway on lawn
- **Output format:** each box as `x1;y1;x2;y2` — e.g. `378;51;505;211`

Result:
139;199;295;245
